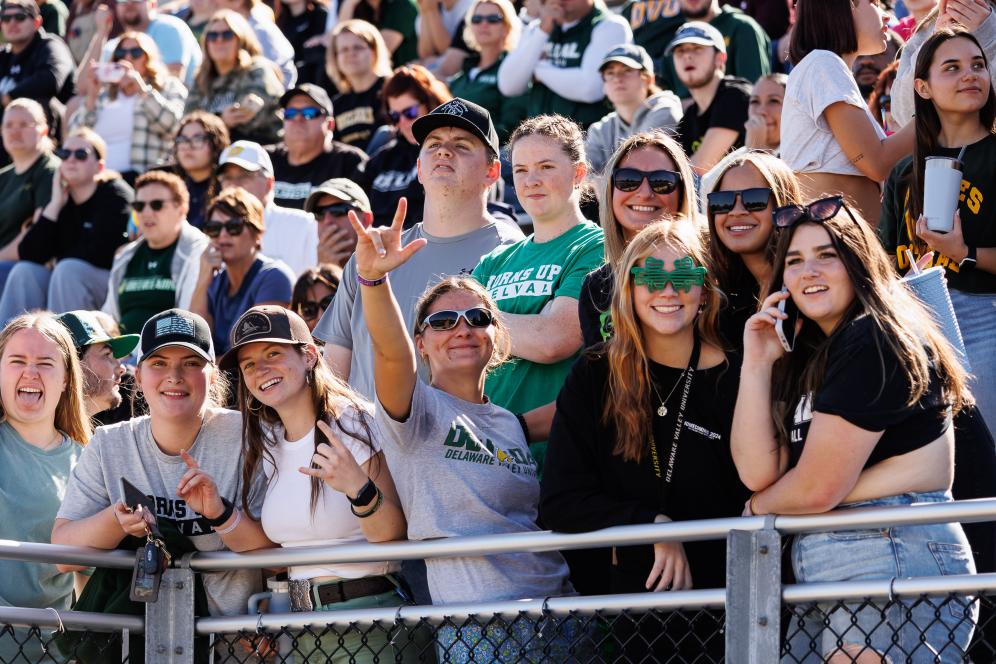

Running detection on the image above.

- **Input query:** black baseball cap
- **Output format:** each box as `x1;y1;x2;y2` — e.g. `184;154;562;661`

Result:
57;311;140;359
600;44;655;74
139;309;215;364
412;98;500;157
218;305;314;371
279;83;333;116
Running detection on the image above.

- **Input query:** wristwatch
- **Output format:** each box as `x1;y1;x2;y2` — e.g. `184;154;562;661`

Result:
959;245;977;271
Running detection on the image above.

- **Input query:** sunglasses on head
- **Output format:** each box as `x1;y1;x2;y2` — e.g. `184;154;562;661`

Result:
284;106;325;121
0;12;29;22
420;307;494;332
133;199;173;213
298;294;335;320
612;168;682;195
314;202;357;219
772;196;859;229
203;218;247;237
706;187;773;215
55;147;92;161
114;46;144;59
388;104;421;124
205;29;236;42
470;13;503;23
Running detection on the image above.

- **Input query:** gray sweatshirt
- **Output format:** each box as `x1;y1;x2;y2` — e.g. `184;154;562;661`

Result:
585;90;683;173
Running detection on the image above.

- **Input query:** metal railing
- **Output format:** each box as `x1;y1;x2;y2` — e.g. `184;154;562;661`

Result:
1;497;994;663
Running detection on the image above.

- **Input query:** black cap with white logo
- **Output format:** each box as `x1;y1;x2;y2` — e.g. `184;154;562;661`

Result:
139;309;215;364
218;305;314;371
412;97;500;156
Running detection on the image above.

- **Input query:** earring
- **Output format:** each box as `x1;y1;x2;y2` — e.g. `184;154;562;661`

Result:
305;370;312;386
246;395;262;414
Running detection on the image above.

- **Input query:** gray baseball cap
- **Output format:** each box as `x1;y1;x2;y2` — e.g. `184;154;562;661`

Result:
304;178;372;215
666;21;727;56
601;44;655;75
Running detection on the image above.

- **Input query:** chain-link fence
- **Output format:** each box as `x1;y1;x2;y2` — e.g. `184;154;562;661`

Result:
207;607;726;663
0;606;138;664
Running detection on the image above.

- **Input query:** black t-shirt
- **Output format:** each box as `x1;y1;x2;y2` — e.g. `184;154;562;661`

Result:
717;271;760;353
276;5;329;85
579;263;613;348
184;175;211;230
787;315;950;469
880;133;996;294
676;76;751;158
269;142;368;209
357;135;422;228
18;177;132;268
332;78;389;151
540;349;750;593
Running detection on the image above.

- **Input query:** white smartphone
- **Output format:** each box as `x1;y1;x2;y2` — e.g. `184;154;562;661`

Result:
775;289;800;353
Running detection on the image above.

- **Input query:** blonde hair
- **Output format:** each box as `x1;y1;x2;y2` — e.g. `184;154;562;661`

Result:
462;0;521;52
195;10;262;95
0;313;92;445
110;31;168;97
599;130;699;264
605;221;724;462
325;19;393;92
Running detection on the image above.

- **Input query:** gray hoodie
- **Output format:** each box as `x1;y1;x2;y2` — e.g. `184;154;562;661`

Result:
892;10;996;128
585;90;683;173
102;220;208;323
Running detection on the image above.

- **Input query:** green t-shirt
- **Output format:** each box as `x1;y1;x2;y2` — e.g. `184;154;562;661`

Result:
448;53;528;144
472;221;604;468
622;0;683;61
378;0;419;67
0;152;59;248
117;240;179;334
0;422;83;661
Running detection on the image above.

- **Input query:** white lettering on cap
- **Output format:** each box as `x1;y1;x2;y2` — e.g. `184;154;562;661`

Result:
156;316;195;338
437;100;470;117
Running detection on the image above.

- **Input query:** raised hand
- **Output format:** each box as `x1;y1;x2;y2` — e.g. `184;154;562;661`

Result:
743;289;794;367
176;449;226;521
298;420;370;499
317;223;358;266
744;111;769;150
347;197;427;281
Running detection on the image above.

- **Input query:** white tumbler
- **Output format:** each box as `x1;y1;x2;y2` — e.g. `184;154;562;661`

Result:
923;156;963;233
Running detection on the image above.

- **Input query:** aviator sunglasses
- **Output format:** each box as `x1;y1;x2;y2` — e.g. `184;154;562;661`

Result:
203;218;248;237
388;104;421;124
706;187;773;215
55;147;93;161
772;196;859;229
612;168;682;195
420;307;494;332
298;294;335;320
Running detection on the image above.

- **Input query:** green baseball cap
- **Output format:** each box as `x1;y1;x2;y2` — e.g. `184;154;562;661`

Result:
57;311;140;359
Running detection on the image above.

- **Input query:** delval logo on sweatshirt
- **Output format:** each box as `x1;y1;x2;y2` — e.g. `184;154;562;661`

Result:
442;419;537;476
483;264;563;301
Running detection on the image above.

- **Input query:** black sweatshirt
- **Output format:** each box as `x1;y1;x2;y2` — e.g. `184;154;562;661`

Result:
540;349;750;592
18;177;133;269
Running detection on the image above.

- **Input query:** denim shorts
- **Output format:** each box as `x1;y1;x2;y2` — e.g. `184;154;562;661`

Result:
785;491;978;663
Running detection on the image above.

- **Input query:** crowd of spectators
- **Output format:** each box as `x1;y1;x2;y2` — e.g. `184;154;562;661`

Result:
0;0;995;662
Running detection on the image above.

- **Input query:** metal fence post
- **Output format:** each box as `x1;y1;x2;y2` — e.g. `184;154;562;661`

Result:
725;525;781;664
145;568;195;664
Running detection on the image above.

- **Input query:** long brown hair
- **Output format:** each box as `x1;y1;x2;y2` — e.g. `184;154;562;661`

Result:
195;10;262;95
598;131;699;264
765;205;972;449
238;344;379;515
604;221;725;462
906;28;996;254
0;313;92;444
704;151;802;294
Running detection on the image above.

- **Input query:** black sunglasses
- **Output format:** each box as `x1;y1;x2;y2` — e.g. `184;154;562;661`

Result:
205;29;236;42
420;307;494;332
297;294;335;320
470;14;503;23
612;168;682;195
314;202;357;219
772;196;859;229
114;46;144;59
0;12;29;22
388;104;421;124
133;199;173;213
707;187;773;215
175;133;209;148
203;219;247;237
55;147;93;161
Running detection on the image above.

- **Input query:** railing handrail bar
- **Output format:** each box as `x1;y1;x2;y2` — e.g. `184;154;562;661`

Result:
3;499;994;571
195;589;728;633
782;572;996;603
0;606;144;633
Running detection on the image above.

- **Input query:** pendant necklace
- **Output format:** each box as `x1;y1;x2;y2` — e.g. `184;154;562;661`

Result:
650;367;688;418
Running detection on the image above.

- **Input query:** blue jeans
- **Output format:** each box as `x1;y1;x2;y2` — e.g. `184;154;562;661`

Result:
786;491;977;663
949;289;996;435
435;614;589;663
